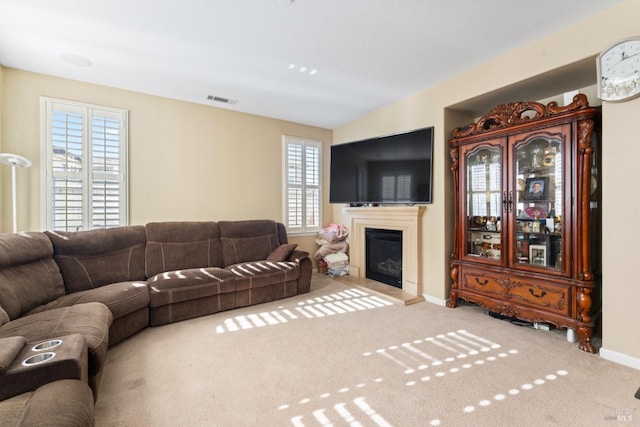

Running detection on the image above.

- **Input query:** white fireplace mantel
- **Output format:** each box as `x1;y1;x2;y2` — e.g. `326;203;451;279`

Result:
343;206;426;297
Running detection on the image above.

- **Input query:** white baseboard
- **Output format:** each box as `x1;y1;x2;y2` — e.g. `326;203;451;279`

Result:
423;294;447;306
599;347;640;370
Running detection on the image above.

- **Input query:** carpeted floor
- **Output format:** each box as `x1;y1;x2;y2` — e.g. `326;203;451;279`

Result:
94;274;639;426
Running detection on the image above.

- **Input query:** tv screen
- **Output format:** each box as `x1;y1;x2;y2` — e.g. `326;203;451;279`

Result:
330;127;433;204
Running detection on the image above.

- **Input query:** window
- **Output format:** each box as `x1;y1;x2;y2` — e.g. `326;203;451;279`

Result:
283;136;322;234
41;97;128;231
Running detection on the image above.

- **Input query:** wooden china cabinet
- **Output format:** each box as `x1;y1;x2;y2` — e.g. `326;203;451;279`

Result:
447;94;600;353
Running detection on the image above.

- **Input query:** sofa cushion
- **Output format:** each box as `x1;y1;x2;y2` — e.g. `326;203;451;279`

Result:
0;232;53;266
230;260;301;307
0;336;26;375
148;267;235;307
228;260;300;291
45;226;147;294
0;302;112;382
219;220;282;266
145;222;223;277
29;281;150;321
0;232;65;321
0;379;94;427
266;244;298;262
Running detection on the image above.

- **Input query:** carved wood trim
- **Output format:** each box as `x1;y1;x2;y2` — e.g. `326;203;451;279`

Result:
450;146;459;260
452;94;591;138
577;118;595;281
494;304;519;318
447;264;459;308
576;286;593;323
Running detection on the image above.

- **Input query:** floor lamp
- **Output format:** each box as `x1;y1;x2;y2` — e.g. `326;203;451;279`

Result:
0;153;32;233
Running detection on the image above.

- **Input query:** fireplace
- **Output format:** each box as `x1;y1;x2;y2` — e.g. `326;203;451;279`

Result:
366;228;402;288
343;206;425;298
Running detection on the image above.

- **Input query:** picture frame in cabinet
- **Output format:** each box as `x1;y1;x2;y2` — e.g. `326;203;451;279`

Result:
515;239;529;262
524;206;548;219
529;244;547;266
523;177;549;201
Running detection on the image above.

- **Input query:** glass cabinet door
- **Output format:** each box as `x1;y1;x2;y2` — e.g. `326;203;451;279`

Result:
511;129;567;273
463;144;503;262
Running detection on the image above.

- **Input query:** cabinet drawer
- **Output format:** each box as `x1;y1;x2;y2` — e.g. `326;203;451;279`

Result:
460;268;570;316
460;271;505;295
508;280;569;315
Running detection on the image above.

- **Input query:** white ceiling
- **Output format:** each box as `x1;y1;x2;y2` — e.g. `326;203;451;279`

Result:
0;0;628;129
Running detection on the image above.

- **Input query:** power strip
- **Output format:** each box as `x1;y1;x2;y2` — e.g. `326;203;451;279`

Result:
533;322;550;331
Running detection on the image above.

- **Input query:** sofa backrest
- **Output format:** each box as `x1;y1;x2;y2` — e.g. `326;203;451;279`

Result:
0;232;66;324
45;226;147;294
144;221;223;277
218;220;285;266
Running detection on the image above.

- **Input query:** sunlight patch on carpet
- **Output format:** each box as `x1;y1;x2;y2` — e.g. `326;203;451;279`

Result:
404;349;519;387
363;330;506;375
215;288;393;333
274;326;555;426
289;397;393;427
279;363;570;426
457;370;569;418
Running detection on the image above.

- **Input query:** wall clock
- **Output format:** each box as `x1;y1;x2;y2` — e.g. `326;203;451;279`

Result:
596;36;640;102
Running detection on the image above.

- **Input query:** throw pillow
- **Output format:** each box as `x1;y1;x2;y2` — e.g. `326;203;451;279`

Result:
267;244;298;262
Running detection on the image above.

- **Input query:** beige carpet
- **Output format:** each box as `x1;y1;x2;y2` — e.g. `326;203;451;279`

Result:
94;274;638;426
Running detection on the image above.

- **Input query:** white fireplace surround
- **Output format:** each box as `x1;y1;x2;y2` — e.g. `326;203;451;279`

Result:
343;206;426;296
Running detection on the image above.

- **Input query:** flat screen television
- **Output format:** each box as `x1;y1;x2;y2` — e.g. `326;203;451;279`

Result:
330;127;434;204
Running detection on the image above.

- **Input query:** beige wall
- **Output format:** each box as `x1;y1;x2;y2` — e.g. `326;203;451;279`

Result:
334;0;640;367
0;69;332;256
601;97;640;363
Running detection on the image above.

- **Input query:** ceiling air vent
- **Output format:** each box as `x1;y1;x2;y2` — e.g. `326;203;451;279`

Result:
207;95;238;105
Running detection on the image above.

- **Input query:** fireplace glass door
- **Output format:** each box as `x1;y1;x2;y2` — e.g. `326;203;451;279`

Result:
365;228;402;288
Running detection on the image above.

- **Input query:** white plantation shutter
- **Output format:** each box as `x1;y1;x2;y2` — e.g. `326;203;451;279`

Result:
382;176;395;200
468;161;501;217
283;136;322;233
381;174;412;201
287;142;303;227
396;174;412;201
90;115;123;228
42;98;128;231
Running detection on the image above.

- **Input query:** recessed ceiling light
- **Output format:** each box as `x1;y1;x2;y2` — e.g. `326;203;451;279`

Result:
60;54;92;67
287;64;318;76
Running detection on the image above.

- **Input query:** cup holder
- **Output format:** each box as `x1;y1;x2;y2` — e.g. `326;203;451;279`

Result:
22;352;56;366
32;339;63;351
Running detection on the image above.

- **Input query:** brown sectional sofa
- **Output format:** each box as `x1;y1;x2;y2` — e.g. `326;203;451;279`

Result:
0;220;311;426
